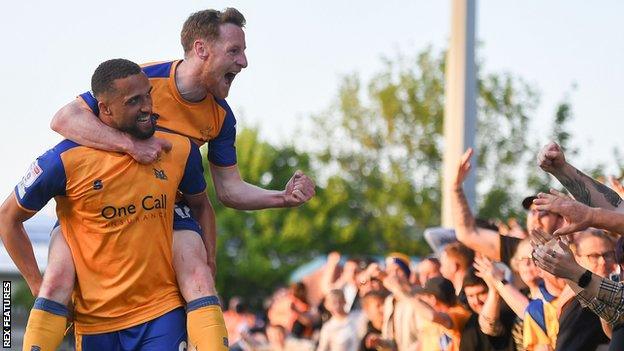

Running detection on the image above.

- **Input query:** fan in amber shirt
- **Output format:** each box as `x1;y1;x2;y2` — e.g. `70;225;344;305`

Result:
414;277;471;351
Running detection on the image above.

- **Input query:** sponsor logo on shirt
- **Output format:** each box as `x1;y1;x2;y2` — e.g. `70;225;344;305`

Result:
100;194;168;221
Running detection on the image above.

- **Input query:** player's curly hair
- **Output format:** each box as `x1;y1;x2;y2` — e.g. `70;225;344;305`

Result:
181;8;246;54
91;58;142;98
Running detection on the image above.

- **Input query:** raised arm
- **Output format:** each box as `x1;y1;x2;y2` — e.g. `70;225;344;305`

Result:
381;274;453;329
451;149;502;261
538;142;623;210
478;282;504;336
474;255;529;319
494;283;530;320
0;194;41;295
320;252;342;295
209;165;315;210
50;98;170;164
534;190;624;236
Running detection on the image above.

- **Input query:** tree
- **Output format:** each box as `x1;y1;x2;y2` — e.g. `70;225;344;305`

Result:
526;99;576;194
209;47;577;306
202;128;323;306
308;47;543;249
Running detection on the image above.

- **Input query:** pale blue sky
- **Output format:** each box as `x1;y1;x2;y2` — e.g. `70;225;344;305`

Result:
1;0;623;215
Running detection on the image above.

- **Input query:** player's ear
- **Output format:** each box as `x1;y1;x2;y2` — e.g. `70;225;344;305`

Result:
97;101;112;116
193;39;209;60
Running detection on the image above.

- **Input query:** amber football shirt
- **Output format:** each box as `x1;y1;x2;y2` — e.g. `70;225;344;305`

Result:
14;130;205;334
80;59;238;167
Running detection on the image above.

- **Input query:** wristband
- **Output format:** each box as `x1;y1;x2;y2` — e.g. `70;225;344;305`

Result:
578;270;593;288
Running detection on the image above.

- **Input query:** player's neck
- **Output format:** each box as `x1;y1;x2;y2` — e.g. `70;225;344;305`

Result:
175;59;207;102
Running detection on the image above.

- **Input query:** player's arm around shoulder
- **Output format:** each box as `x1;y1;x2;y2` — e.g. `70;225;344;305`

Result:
51;96;171;164
51;97;133;153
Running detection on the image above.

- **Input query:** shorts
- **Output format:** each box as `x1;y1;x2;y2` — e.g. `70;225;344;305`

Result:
75;307;187;351
173;201;202;236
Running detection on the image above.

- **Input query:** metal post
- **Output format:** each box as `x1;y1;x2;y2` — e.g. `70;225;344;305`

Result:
442;0;477;227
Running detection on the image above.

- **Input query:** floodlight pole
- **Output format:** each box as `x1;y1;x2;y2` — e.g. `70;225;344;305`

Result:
442;0;477;227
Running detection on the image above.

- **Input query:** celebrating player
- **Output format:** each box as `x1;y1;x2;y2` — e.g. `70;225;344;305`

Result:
17;7;314;350
0;59;221;350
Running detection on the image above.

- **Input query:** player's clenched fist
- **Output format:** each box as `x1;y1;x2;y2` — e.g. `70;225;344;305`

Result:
128;136;172;164
537;142;566;174
283;170;316;207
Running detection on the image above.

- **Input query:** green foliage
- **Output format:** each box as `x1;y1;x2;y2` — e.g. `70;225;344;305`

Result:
201;128;322;306
209;47;575;307
12;279;35;310
9;278;36;330
524;98;595;196
311;48;540;235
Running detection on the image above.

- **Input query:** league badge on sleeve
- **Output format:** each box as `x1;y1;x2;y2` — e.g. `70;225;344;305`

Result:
17;160;42;199
23;160;43;187
20;160;43;188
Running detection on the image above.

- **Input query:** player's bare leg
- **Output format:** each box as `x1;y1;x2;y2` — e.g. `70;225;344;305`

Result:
23;227;74;351
39;227;75;304
173;230;228;350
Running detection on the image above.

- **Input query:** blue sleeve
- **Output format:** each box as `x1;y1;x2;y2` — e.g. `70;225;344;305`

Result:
525;299;547;334
208;98;237;167
179;140;207;195
79;91;100;115
14;141;72;211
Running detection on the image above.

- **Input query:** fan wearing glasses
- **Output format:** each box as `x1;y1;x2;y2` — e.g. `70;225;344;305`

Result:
573;230;617;280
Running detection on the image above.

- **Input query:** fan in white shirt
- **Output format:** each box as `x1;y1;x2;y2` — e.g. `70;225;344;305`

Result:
317;289;361;351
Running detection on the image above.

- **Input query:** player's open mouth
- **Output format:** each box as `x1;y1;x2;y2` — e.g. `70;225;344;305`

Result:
136;114;154;126
224;72;237;85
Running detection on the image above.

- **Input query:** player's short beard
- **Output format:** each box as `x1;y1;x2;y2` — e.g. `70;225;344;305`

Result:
124;114;157;140
200;63;222;99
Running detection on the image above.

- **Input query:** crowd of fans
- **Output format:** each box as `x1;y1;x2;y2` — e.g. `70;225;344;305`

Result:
222;142;624;351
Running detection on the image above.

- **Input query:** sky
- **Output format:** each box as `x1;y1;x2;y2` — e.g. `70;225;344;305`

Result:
1;0;623;217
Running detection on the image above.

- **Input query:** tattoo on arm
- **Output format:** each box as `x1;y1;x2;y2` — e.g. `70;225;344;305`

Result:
559;172;592;206
590;176;622;207
558;169;622;208
453;187;476;230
